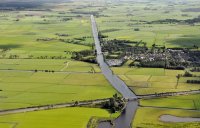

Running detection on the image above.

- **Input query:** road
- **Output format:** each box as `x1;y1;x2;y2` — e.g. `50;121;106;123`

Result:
91;15;138;128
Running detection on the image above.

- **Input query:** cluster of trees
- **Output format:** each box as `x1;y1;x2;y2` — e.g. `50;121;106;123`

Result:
185;16;200;24
61;17;72;22
168;60;189;67
193;45;199;49
191;67;200;72
187;80;200;84
71;10;99;16
9;55;19;59
36;56;67;59
41;17;72;23
131;59;189;70
183;71;200;77
0;48;9;58
10;55;69;59
0;48;10;52
55;33;69;37
100;39;147;55
36;36;92;47
140;60;165;68
59;38;92;47
148;15;200;25
134;28;140;31
148;19;181;24
102;94;125;113
98;32;108;41
1;54;70;60
71;50;96;63
74;37;86;41
165;66;185;70
151;44;166;53
183;71;193;77
36;38;55;41
188;51;200;66
34;69;54;73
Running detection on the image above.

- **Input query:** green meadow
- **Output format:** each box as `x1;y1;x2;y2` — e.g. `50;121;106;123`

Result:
112;67;200;95
0;10;92;59
0;0;200;127
0;70;117;110
0;1;119;112
95;1;200;48
133;107;200;128
0;107;110;128
140;94;200;110
0;59;100;72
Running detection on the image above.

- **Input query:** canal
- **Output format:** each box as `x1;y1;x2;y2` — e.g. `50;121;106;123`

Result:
91;15;138;128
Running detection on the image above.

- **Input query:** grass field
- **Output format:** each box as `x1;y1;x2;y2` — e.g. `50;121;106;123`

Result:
112;67;200;95
95;0;200;48
133;107;200;128
0;9;93;59
0;59;101;72
1;0;200;127
0;3;110;112
140;94;200;110
0;71;117;110
0;107;110;128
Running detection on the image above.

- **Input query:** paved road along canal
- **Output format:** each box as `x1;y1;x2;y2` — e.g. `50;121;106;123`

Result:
91;15;138;128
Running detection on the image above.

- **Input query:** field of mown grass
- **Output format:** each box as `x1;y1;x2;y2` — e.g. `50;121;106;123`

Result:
0;71;117;110
0;107;110;128
140;94;200;110
0;10;93;59
0;0;119;112
0;59;101;72
112;67;200;95
133;107;200;128
95;1;200;48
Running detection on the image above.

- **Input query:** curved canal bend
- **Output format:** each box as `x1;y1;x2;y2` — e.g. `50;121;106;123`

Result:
91;15;138;128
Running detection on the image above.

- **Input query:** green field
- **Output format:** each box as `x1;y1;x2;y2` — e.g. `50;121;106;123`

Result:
133;107;200;128
95;0;200;48
0;107;110;128
0;1;120;111
1;0;200;127
140;94;200;110
112;67;200;95
0;70;118;110
0;59;101;72
0;9;93;59
133;94;200;127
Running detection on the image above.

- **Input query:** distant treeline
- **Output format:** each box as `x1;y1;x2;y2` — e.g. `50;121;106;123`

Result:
148;16;200;24
0;0;72;10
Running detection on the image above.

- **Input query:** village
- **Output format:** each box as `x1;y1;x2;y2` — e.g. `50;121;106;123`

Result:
105;44;200;68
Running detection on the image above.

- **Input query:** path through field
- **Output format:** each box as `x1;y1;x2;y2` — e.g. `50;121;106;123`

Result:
60;62;69;71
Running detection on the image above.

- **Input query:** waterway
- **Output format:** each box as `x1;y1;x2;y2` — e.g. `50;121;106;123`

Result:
91;15;138;128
